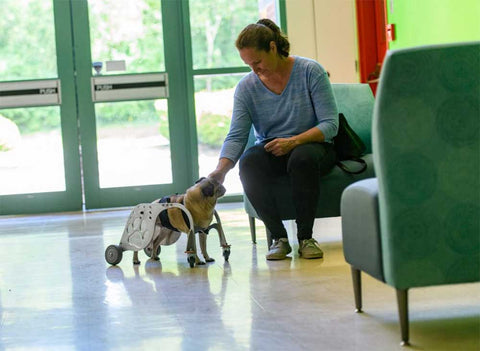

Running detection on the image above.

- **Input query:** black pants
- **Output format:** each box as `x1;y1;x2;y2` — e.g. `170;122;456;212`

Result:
239;142;336;241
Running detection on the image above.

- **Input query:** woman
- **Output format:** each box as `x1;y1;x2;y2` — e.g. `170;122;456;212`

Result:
209;19;338;260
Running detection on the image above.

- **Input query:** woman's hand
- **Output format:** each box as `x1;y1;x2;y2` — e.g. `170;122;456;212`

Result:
208;169;227;184
264;138;297;156
208;158;235;184
265;128;326;156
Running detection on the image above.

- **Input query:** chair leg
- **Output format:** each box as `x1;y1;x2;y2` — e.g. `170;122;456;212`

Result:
248;216;257;244
351;267;362;313
396;288;410;346
266;228;273;248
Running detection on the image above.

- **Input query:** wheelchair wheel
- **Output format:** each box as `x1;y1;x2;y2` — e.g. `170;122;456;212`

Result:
187;255;195;268
223;248;231;262
144;245;161;258
105;245;123;265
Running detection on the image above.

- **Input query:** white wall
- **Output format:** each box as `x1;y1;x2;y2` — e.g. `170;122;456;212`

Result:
285;0;359;83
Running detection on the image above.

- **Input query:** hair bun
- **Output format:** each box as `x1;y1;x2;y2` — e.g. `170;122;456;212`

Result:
256;18;280;34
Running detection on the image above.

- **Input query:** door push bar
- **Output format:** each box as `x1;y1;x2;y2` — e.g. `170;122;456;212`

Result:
91;73;168;102
0;79;61;109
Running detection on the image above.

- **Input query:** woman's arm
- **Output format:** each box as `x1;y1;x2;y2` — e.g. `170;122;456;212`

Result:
310;71;338;142
210;81;252;183
208;157;235;184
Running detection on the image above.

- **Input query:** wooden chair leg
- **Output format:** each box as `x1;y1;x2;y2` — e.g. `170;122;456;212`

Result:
396;288;410;346
248;216;257;244
351;267;362;313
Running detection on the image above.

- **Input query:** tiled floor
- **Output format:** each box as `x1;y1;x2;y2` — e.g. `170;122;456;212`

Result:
0;203;479;351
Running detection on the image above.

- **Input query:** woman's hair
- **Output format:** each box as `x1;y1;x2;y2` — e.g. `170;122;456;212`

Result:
235;18;290;57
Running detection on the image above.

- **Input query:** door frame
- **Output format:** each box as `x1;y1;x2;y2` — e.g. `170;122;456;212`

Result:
0;0;83;215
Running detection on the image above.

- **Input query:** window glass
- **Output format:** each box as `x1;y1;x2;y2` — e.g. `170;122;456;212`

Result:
190;0;279;70
0;0;57;80
95;100;171;188
194;74;247;195
0;107;65;195
88;0;165;75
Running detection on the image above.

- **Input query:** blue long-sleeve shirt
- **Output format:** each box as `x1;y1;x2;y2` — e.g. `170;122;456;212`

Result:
220;56;338;164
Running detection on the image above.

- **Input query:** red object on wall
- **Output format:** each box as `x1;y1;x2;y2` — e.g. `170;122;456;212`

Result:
355;0;388;95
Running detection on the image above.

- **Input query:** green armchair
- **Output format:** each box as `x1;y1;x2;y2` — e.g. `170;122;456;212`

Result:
245;83;376;247
341;41;480;345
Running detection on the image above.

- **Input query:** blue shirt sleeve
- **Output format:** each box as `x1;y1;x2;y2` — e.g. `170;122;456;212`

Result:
219;85;252;163
308;66;339;141
220;56;338;165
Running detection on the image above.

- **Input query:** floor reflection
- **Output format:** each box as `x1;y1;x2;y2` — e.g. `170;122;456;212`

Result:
0;205;478;350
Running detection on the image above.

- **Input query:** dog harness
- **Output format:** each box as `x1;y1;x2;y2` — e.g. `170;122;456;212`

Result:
158;196;191;232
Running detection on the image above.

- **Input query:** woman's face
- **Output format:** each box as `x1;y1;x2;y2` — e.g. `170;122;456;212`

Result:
239;42;278;78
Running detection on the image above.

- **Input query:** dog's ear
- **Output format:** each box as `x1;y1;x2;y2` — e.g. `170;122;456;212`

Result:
216;184;226;197
201;182;214;197
195;177;206;184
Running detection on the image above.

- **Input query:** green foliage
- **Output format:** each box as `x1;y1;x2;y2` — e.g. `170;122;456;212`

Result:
194;74;244;92
189;0;258;70
157;113;170;139
96;100;170;141
197;113;230;147
0;107;59;134
0;1;56;80
88;0;165;72
95;100;160;127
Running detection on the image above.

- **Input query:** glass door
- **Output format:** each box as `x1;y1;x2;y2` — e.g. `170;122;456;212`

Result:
71;0;195;209
0;0;82;214
0;0;196;214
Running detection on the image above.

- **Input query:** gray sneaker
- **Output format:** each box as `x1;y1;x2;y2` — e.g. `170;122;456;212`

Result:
266;238;292;260
298;238;324;259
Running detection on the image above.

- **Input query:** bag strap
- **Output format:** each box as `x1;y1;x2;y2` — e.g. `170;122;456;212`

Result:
337;158;367;174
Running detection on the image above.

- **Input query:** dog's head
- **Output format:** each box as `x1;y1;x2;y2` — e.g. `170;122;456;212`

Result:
192;177;226;199
178;177;226;230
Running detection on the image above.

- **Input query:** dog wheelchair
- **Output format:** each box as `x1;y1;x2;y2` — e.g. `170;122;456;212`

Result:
104;202;230;268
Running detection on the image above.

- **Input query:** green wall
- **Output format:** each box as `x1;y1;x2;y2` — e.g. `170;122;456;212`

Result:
387;0;480;49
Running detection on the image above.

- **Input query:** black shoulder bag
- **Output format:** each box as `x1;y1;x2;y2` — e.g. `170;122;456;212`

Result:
333;113;367;174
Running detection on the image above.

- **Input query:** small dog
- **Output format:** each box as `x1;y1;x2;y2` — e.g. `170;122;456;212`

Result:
132;177;226;265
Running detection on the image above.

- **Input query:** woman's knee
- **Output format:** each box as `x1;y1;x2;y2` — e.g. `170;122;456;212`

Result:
239;145;268;177
288;144;322;170
287;143;335;174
